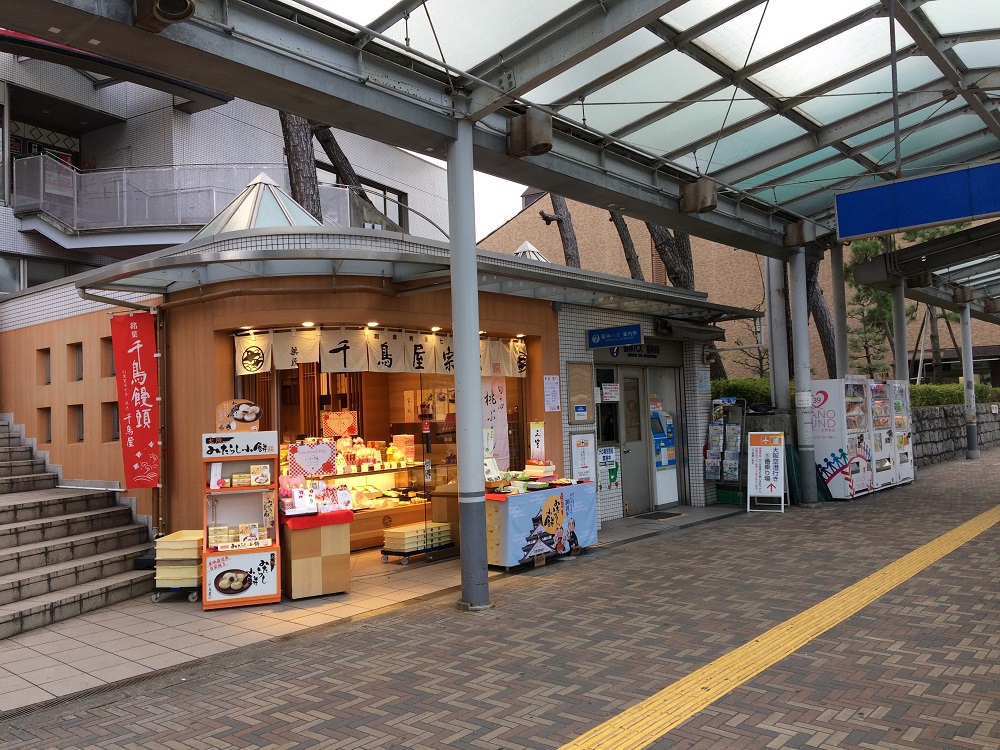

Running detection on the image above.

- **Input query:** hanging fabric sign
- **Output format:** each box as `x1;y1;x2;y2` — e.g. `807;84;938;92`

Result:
488;339;507;377
235;331;272;376
366;329;406;373
320;328;368;373
110;312;161;488
404;332;437;373
509;338;528;378
479;339;491;377
272;329;320;370
481;376;510;470
435;334;456;375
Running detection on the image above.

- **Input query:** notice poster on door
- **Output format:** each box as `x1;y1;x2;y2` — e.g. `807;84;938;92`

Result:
597;446;621;492
544;375;561;412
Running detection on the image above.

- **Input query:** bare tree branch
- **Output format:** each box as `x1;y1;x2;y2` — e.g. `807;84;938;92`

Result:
539;195;581;268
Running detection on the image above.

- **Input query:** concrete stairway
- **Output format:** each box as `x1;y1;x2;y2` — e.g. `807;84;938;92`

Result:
0;418;154;639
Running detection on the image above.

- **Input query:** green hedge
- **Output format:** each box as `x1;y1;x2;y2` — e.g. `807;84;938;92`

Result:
711;378;1000;408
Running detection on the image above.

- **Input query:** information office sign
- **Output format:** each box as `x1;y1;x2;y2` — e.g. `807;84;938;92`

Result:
110;312;161;489
747;432;785;513
587;324;642;349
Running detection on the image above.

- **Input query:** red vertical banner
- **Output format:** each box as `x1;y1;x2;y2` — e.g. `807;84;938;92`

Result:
110;312;161;488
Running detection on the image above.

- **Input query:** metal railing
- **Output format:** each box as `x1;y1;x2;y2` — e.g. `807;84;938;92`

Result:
12;155;350;232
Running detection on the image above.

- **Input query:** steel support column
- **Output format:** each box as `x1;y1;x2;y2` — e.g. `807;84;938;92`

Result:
960;303;980;460
766;257;790;411
789;248;819;506
830;244;849;377
892;279;908;381
448;118;492;610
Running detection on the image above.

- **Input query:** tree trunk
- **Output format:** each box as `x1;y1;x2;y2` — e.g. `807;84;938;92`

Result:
646;222;727;379
310;121;375;208
806;259;837;378
928;305;943;383
646;223;694;289
609;212;645;281
278;111;322;221
539;195;581;267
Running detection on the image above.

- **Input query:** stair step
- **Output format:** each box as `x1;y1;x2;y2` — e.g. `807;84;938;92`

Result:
0;434;25;449
0;506;134;549
0;446;32;462
0;459;47;478
0;524;150;575
0;473;58;494
0;544;151;606
0;570;155;639
0;489;118;525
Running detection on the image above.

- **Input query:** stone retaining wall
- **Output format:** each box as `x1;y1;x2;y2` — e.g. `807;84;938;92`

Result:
912;403;1000;466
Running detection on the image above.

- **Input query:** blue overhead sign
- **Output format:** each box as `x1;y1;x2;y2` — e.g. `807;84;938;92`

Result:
836;162;1000;241
587;324;642;349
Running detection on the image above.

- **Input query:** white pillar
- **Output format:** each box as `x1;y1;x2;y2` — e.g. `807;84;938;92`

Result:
961;303;980;459
830;244;849;377
447;118;492;609
892;279;908;381
766;257;790;411
789;248;819;506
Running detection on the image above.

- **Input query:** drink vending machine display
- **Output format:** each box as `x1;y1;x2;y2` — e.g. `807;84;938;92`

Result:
890;379;914;484
812;377;874;500
869;381;895;489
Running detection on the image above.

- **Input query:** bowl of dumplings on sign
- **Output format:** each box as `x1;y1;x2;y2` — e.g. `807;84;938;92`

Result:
214;569;252;595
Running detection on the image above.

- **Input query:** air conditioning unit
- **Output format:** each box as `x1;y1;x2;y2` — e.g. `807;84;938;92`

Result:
680;177;718;213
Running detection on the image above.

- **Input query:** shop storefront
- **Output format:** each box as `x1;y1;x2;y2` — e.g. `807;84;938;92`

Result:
71;178;757;604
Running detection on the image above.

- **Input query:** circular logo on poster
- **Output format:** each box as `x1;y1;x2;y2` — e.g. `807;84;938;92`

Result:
610;346;619;358
590;333;601;345
241;346;265;372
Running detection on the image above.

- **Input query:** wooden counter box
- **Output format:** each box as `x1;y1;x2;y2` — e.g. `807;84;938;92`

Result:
279;514;352;599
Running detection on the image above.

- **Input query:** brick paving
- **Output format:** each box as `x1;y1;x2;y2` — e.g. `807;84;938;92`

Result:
0;453;998;750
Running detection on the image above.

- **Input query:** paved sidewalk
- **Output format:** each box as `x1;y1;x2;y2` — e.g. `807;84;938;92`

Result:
0;454;997;748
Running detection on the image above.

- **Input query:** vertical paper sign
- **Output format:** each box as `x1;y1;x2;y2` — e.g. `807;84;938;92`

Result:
111;312;161;488
571;434;596;482
529;421;545;462
481;377;509;470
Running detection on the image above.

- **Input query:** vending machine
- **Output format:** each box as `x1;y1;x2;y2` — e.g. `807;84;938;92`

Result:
890;379;915;484
869;381;896;489
812;377;874;499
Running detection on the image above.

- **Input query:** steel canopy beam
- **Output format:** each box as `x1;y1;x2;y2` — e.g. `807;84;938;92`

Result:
3;0;814;257
464;0;687;121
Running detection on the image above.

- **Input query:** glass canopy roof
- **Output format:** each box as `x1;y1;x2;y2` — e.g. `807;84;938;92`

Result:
300;0;1000;228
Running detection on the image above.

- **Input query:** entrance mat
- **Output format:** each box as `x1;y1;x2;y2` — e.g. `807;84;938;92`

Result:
634;511;682;520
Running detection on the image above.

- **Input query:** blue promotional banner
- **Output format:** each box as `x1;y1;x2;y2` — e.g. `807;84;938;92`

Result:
587;324;642;349
486;482;597;567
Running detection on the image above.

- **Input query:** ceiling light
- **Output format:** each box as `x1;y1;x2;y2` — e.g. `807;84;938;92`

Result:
88;38;101;45
240;325;253;330
516;333;525;338
302;321;314;327
367;321;379;328
479;330;486;335
48;27;61;34
431;326;442;332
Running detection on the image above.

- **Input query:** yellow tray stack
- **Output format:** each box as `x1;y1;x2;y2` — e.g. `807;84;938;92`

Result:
382;521;451;554
154;530;204;599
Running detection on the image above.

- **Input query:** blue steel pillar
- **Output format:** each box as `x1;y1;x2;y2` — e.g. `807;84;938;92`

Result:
447;118;492;610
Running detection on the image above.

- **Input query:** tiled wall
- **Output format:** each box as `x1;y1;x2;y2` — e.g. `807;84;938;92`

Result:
0;281;150;332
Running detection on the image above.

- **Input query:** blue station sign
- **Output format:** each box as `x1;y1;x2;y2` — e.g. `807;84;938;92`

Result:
587;324;642;349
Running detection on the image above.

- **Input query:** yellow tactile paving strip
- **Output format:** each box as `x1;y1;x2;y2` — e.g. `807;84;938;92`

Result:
561;504;1000;750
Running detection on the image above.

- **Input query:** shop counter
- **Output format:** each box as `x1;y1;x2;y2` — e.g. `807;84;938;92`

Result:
279;510;353;599
485;482;597;568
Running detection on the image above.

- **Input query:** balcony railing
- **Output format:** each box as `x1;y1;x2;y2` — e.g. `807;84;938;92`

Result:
12;155;350;233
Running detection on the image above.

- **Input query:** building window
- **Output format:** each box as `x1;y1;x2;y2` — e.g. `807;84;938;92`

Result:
361;180;407;231
37;348;51;386
38;407;51;444
0;255;19;293
67;342;83;381
101;336;115;377
102;401;120;442
68;404;84;443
